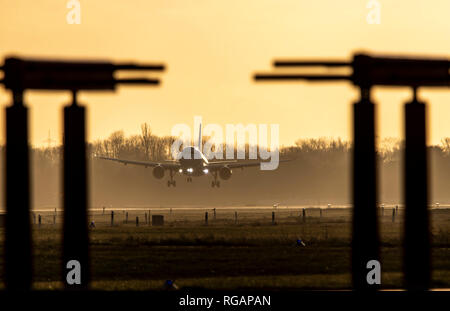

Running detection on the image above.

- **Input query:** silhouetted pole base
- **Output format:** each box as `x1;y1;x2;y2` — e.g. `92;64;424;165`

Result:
404;100;430;291
5;98;32;291
352;96;379;290
63;103;89;290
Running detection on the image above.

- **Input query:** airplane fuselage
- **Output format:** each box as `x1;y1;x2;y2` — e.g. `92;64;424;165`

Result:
178;147;210;177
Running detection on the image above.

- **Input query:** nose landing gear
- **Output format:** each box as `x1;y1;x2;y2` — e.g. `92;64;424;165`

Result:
167;169;176;187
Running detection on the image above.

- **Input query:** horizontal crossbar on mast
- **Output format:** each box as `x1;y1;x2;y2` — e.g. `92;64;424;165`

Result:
0;57;166;91
255;53;450;88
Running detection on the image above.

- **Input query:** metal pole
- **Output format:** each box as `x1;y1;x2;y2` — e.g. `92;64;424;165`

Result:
403;93;430;290
352;88;379;290
5;90;32;291
62;91;89;289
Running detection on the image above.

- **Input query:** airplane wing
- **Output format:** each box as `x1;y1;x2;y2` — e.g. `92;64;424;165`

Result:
207;160;238;166
96;156;180;169
207;158;293;170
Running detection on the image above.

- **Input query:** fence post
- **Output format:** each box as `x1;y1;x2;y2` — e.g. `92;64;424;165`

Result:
404;96;430;290
4;90;32;291
111;211;114;226
272;211;275;225
302;208;306;223
38;214;42;228
149;210;151;226
145;213;148;224
352;89;379;291
62;94;89;289
136;216;139;227
126;212;128;224
234;211;238;224
392;208;395;223
213;208;216;220
205;212;208;226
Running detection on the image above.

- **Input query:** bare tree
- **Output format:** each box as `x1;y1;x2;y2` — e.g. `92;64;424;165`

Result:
140;123;152;160
441;138;450;154
109;130;125;158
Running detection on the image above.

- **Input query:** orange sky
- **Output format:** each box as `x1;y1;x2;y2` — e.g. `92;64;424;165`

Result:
1;0;450;147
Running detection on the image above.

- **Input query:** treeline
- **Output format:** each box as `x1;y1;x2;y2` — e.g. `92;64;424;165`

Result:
92;123;176;161
90;123;296;161
2;124;450;207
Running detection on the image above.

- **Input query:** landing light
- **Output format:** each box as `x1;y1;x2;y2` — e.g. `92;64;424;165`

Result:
203;169;209;174
178;169;183;173
187;168;193;173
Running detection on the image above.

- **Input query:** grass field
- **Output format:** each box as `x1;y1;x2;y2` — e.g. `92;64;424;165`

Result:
0;206;449;290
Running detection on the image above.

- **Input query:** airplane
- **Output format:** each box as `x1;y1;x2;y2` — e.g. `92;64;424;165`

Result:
96;125;291;187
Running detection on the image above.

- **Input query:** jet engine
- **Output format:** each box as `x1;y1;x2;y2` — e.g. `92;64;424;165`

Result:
153;165;165;179
219;166;232;180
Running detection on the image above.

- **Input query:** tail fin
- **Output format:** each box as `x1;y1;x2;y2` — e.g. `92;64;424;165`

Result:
197;122;202;150
194;115;202;151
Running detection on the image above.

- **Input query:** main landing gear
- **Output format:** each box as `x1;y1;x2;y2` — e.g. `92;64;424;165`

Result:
211;172;220;188
211;180;220;188
167;180;176;187
187;177;193;182
167;170;176;187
